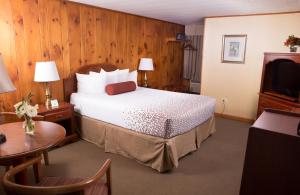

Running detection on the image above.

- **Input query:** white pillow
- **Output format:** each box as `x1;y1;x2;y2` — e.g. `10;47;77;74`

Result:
128;70;138;86
76;73;106;94
89;71;99;75
89;71;102;78
100;69;119;84
118;69;130;82
90;72;107;93
76;73;93;94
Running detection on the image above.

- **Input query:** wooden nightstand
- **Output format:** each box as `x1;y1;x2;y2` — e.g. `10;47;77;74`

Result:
38;102;78;145
162;84;189;93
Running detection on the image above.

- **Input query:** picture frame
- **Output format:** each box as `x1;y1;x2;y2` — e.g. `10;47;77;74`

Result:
50;99;59;108
176;33;186;41
222;35;247;64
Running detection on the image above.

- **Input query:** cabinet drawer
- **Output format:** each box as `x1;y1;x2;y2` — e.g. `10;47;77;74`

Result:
257;95;295;117
44;109;72;122
259;97;292;111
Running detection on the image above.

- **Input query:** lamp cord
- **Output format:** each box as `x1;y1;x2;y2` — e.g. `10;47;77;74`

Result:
221;100;226;114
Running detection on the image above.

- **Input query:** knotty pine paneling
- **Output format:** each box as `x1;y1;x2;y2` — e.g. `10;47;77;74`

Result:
0;0;185;111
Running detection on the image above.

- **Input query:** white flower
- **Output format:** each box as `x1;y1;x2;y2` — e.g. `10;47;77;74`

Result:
19;105;27;115
26;105;38;118
14;101;23;110
14;101;27;118
14;94;38;119
34;104;39;110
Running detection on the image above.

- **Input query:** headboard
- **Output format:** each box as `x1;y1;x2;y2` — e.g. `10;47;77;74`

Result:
63;64;118;102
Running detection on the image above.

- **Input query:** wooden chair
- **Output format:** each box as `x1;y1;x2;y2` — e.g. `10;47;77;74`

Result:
0;112;50;165
3;156;112;195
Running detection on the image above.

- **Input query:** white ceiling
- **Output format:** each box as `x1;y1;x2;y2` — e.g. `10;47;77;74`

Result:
69;0;300;24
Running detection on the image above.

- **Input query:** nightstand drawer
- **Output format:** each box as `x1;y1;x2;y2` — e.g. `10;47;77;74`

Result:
44;109;72;122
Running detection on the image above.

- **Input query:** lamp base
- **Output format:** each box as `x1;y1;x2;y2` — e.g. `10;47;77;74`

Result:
45;82;52;109
143;72;148;87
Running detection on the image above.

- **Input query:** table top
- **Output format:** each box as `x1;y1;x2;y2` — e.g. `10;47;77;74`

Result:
0;121;66;161
38;102;74;114
252;110;300;137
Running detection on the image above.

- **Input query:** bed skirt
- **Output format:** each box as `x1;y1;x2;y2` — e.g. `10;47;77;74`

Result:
75;114;216;172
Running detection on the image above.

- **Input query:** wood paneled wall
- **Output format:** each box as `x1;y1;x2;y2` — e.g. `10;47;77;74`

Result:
0;0;184;111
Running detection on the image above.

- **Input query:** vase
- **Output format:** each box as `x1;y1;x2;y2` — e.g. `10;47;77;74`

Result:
23;117;35;135
290;46;297;52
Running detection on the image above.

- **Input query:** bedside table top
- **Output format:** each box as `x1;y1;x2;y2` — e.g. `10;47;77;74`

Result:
38;102;74;114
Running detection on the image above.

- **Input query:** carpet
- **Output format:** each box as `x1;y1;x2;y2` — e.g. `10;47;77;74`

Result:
0;117;249;195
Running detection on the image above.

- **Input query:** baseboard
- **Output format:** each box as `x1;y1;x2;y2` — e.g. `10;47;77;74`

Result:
215;112;254;124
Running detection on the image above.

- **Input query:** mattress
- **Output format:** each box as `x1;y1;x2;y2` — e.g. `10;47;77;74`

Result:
70;87;215;138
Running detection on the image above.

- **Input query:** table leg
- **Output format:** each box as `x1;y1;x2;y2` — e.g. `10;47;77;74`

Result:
33;159;42;183
43;151;49;166
70;116;79;142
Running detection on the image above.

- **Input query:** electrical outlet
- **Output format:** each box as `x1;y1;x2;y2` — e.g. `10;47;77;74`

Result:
222;98;228;103
221;98;228;114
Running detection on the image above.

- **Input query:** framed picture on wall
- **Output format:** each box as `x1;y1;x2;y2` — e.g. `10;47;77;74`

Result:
222;35;247;63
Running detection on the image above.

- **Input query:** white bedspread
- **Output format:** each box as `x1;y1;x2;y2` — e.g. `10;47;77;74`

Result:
71;87;215;138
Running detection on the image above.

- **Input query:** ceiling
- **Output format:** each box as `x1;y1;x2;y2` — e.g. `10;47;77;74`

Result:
69;0;300;24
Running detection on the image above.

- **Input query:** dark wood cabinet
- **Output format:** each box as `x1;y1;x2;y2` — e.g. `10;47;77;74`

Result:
258;93;300;115
38;102;78;145
240;109;300;195
257;53;300;117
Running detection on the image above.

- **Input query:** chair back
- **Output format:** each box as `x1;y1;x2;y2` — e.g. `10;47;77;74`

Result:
2;156;112;195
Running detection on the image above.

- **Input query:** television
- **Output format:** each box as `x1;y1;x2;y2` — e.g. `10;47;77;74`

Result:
264;59;300;99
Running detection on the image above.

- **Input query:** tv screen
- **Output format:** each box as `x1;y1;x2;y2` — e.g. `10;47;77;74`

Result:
271;59;300;98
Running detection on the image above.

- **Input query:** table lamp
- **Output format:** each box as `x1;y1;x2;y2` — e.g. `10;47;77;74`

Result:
0;54;16;144
0;54;16;94
138;58;154;87
34;61;60;109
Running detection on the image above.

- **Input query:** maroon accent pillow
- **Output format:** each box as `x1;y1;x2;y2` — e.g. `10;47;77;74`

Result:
105;81;136;95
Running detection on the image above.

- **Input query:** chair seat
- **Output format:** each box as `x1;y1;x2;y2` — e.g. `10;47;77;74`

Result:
37;177;108;195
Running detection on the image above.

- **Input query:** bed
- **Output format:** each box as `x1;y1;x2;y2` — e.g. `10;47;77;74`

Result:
63;64;216;172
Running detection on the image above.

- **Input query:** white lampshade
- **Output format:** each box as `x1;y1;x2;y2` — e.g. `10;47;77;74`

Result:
0;54;16;94
34;61;60;82
138;58;154;71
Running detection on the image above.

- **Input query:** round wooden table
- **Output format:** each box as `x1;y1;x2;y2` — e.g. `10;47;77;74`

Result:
0;121;66;184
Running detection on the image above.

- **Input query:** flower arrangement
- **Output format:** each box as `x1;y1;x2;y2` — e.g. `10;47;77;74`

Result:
284;35;300;52
14;93;39;135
